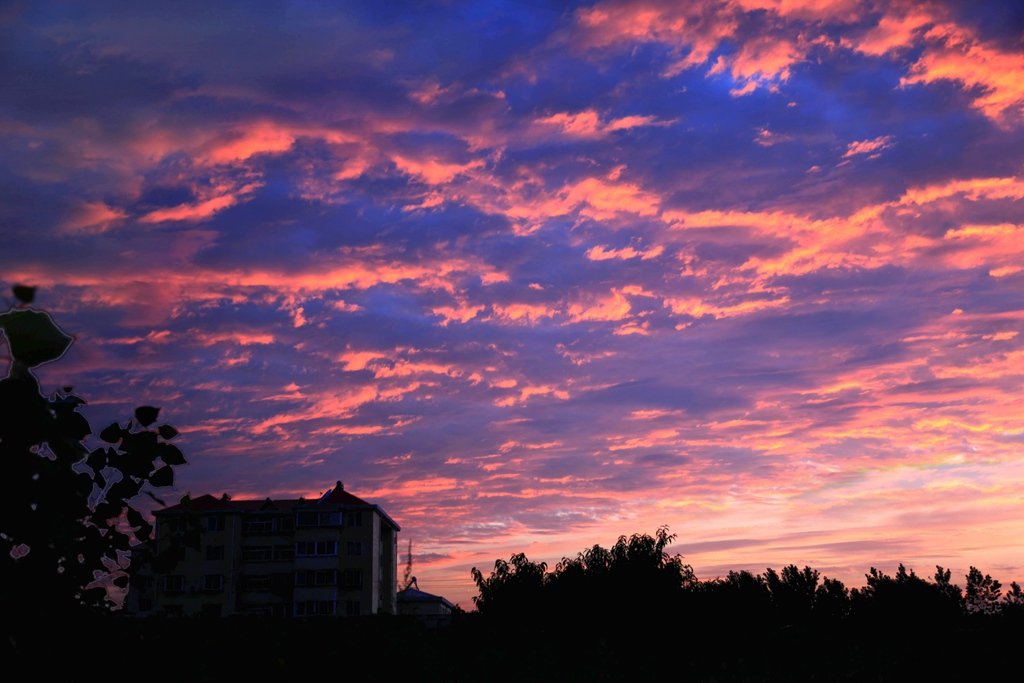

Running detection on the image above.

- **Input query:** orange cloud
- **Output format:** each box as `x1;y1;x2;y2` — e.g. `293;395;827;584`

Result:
898;176;1024;205
533;109;669;138
373;360;454;379
140;194;239;223
586;244;664;260
713;36;804;94
663;294;791;319
901;22;1024;122
338;350;388;372
432;302;485;325
846;7;935;56
196;121;356;165
490;302;556;323
187;330;275;347
843;135;894;157
495;384;571;407
252;384;381;434
575;1;738;77
567;289;633;323
391;155;485;184
61;201;126;234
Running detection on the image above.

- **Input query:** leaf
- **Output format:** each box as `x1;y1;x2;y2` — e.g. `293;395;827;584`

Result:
99;422;122;444
107;478;141;504
126;507;146;529
54;406;92;441
148;466;174;488
158;443;187;466
85;447;107;473
157;424;179;440
93;502;121;524
142;489;167;507
12;284;36;304
134;406;160;427
0;309;73;367
133;519;153;543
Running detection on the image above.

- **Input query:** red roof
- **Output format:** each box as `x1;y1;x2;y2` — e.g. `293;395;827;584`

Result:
159;482;370;512
155;481;399;530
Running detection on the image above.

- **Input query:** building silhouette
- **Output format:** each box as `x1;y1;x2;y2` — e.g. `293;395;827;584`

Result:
397;577;456;627
148;481;399;617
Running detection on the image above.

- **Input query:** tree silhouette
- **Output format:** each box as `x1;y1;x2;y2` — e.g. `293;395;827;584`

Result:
472;527;696;618
0;286;186;615
471;552;547;615
965;566;1002;615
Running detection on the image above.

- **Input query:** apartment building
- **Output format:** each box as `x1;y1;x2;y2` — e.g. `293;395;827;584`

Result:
147;481;399;617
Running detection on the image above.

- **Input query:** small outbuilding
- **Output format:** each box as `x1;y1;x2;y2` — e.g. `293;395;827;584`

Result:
397;578;456;627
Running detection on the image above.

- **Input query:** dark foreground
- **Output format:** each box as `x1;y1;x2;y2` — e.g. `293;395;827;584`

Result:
4;611;1023;682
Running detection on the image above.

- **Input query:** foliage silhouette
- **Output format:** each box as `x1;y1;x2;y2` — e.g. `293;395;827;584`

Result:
848;564;963;625
472;527;696;618
965;565;1002;614
471;552;548;615
0;286;187;614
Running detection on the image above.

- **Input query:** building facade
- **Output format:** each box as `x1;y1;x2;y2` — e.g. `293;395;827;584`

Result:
148;481;399;617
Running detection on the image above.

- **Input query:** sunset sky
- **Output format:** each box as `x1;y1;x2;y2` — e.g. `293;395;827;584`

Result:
3;0;1024;607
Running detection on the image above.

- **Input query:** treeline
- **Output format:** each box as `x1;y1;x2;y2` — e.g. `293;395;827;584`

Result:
472;527;1024;625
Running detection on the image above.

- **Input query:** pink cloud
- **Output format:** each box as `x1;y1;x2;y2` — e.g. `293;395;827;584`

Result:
432;302;485;326
844;7;936;56
714;36;805;95
585;244;664;261
843;135;894;157
61;201;127;234
391;155;485;185
574;1;739;76
495;384;571;407
533;109;669;139
663;294;791;319
902;29;1024;121
139;193;240;223
489;302;557;323
567;289;633;323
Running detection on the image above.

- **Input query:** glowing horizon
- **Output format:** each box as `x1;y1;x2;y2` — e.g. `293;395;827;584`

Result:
2;0;1024;607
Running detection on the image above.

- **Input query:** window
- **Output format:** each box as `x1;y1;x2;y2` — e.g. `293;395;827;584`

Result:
242;545;294;561
243;515;294;533
294;600;336;616
206;545;225;561
295;540;337;557
241;575;272;592
163;575;185;593
315;570;337;586
343;569;363;588
294;570;308;586
161;517;185;534
297;511;340;527
243;516;273;533
344;512;363;527
346;541;362;556
206;515;225;532
242;546;272;562
203;574;224;592
346;600;361;617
